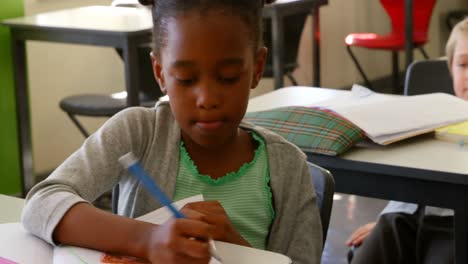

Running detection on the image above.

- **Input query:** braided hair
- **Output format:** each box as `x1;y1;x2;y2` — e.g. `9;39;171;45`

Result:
138;0;275;58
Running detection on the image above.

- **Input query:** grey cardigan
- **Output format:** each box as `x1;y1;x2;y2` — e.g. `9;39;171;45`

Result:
22;101;322;263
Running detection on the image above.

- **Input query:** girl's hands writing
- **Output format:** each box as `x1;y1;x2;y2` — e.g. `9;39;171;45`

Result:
181;201;251;247
144;217;212;264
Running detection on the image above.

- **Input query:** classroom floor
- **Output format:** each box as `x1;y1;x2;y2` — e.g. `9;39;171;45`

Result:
321;194;388;264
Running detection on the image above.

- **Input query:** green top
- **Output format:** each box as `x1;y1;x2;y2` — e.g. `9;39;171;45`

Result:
173;132;275;249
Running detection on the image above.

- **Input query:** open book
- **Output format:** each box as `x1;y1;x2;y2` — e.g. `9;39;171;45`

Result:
315;85;468;145
0;195;291;264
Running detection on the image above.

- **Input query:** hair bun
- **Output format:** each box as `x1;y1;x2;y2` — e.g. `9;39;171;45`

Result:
138;0;154;6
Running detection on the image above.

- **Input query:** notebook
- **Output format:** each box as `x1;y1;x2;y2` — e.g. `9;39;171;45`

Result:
435;120;468;144
317;85;468;145
0;195;291;264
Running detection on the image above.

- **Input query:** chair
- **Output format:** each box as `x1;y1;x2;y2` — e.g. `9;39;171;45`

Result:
345;0;436;92
59;44;162;138
307;162;335;245
347;58;453;263
404;59;454;96
263;13;309;86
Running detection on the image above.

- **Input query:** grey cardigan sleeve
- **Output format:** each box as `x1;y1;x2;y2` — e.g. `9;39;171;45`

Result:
21;107;154;245
265;140;323;264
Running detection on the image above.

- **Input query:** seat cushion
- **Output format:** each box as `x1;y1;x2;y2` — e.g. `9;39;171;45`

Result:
345;32;428;50
59;94;156;117
244;106;366;156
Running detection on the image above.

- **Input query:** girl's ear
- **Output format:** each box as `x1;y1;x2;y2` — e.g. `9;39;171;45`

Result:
251;47;267;89
150;52;166;94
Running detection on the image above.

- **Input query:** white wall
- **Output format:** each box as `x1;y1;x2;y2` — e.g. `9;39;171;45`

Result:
25;0;468;174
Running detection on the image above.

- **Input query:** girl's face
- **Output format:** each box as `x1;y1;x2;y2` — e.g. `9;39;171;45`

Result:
153;10;266;149
452;34;468;101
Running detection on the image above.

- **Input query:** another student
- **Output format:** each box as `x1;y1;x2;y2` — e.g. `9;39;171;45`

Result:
347;17;468;264
21;0;323;263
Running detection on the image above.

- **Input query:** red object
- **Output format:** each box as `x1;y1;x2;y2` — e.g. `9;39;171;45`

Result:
345;0;436;51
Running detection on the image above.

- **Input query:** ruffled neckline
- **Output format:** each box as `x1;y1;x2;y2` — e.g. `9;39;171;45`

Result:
179;132;265;186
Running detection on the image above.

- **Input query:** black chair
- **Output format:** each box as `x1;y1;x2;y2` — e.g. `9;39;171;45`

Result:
263;13;309;86
347;58;453;263
59;44;162;138
404;59;454;96
307;162;335;246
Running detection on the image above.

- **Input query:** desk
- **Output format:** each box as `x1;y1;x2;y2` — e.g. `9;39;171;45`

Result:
247;87;468;264
405;0;414;69
2;6;153;195
263;0;328;89
3;2;328;195
0;195;24;223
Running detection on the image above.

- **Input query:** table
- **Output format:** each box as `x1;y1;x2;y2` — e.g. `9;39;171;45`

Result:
3;1;328;195
0;195;24;223
2;6;153;195
263;0;328;89
405;0;414;69
247;87;468;264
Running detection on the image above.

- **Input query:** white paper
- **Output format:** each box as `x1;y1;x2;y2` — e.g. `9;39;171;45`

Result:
324;85;468;145
136;194;204;224
0;223;53;263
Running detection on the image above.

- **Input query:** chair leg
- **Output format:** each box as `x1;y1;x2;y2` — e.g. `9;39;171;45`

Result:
286;72;299;86
67;113;90;138
346;46;373;90
112;185;119;214
392;51;401;94
418;47;429;59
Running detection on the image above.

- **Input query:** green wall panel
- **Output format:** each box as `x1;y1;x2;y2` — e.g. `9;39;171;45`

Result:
0;0;24;195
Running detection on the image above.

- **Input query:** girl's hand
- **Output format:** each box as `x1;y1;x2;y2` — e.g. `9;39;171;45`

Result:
181;201;251;247
346;222;376;246
144;218;212;264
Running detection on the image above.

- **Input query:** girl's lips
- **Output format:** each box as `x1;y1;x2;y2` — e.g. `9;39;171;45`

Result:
195;121;224;130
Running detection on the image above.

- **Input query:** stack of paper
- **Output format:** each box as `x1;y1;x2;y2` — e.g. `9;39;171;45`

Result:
319;85;468;145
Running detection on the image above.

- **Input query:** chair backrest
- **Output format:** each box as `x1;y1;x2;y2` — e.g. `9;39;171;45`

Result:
263;13;309;76
380;0;436;40
404;59;454;96
307;162;335;246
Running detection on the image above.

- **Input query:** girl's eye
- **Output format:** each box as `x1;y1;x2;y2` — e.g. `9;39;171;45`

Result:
456;63;467;68
218;76;240;84
175;78;195;86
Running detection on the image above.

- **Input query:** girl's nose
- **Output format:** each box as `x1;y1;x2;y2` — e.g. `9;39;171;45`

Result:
195;85;221;110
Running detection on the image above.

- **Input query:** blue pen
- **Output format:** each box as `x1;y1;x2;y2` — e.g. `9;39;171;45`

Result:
118;152;223;262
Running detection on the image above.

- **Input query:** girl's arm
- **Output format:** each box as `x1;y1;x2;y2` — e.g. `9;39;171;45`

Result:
54;202;212;263
53;202;153;259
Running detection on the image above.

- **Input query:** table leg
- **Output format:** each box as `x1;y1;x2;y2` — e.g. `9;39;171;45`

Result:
405;0;414;70
271;11;285;90
312;7;320;87
122;41;141;106
454;203;468;263
11;37;34;196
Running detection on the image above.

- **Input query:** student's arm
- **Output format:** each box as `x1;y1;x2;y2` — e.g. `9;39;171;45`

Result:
53;202;212;263
21;108;147;244
54;203;154;258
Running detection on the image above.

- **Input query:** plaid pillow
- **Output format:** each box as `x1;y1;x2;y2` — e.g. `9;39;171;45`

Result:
244;106;365;156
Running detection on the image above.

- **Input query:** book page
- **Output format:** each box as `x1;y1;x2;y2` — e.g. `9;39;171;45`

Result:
328;89;468;145
0;223;53;263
